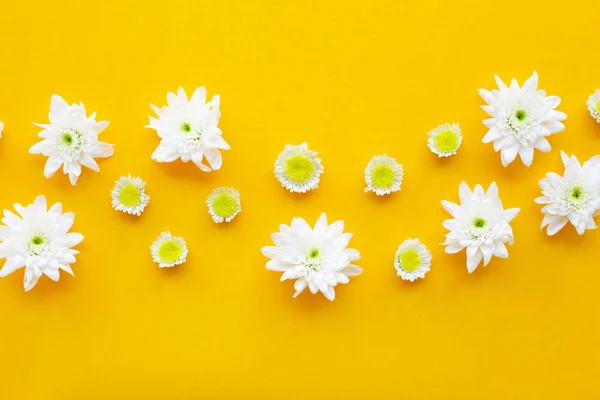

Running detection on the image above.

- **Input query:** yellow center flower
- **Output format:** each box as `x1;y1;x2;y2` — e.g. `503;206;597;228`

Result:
158;240;183;263
212;192;238;218
371;164;396;189
400;249;421;272
434;130;459;153
119;183;141;207
284;154;314;183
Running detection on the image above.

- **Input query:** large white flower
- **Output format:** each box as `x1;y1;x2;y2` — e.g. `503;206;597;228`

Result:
0;195;83;291
147;86;229;172
535;151;600;236
30;95;114;185
441;182;520;273
479;71;566;167
261;213;361;301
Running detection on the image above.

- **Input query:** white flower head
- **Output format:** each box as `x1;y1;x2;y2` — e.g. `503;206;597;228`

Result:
587;89;600;123
30;95;114;185
0;195;83;291
427;123;462;157
150;232;188;268
394;238;431;282
479;71;566;167
274;142;324;193
364;154;403;195
441;182;520;273
535;151;600;236
147;86;229;172
111;175;150;216
261;213;361;301
206;187;241;223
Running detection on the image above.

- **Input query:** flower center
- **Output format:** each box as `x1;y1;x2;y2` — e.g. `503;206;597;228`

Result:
303;248;322;270
596;100;600;112
400;249;421;272
119;183;141;207
515;109;527;122
212;192;238;218
503;106;538;144
284;155;315;183
564;185;588;211
473;217;487;228
434;130;459;153
28;234;50;256
158;240;183;263
57;129;84;161
371;164;396;189
181;122;193;134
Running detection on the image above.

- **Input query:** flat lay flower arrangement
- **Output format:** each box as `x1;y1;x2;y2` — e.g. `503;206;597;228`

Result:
1;73;599;299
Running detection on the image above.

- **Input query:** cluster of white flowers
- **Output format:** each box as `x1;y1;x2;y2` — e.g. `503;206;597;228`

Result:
0;76;598;296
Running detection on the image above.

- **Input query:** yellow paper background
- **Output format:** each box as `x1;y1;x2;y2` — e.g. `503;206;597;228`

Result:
1;0;599;398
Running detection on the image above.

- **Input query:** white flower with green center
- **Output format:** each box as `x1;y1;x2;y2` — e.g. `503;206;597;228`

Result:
0;195;83;291
394;238;432;282
587;89;600;123
441;182;520;273
535;151;600;236
30;95;114;185
364;154;403;195
111;175;150;216
479;71;566;167
261;213;362;301
206;187;241;223
147;86;229;172
150;232;188;268
427;123;462;157
274;142;324;193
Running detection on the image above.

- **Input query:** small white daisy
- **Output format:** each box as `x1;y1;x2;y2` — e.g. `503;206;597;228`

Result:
427;123;462;157
364;154;403;196
274;142;324;193
587;89;600;123
150;232;188;268
206;187;241;223
111;175;150;216
394;238;432;282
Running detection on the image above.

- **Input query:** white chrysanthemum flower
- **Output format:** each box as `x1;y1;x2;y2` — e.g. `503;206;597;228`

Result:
274;142;324;193
147;86;229;172
479;71;566;167
364;154;403;195
394;238;432;282
0;195;83;292
206;187;241;223
30;95;114;185
587;89;600;123
111;175;150;216
261;212;362;301
441;182;520;273
535;151;600;236
427;123;462;157
150;232;188;268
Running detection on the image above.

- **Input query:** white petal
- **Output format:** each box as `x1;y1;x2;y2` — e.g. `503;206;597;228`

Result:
466;250;483;273
519;147;534;167
203;148;222;170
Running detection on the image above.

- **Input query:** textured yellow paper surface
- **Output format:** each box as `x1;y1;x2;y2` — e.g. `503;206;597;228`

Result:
1;0;599;398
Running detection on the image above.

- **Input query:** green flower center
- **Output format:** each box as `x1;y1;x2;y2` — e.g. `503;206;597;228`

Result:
30;235;45;246
596;100;600;112
61;132;74;145
434;130;459;153
284;155;315;183
181;122;192;133
473;217;487;228
119;183;141;207
308;248;320;259
515;109;527;122
400;249;421;272
158;240;183;263
212;192;238;218
570;186;584;200
371;164;396;189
